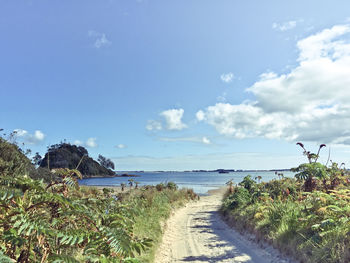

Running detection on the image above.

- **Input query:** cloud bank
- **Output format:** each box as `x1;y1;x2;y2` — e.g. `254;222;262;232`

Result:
14;129;45;144
146;120;162;131
160;108;187;130
74;137;98;148
197;24;350;145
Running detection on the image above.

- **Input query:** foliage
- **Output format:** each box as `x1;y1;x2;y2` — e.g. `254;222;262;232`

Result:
31;153;42;166
292;143;328;191
0;136;197;262
166;182;178;190
222;187;251;210
238;175;256;192
0;171;153;262
119;185;198;262
98;154;115;170
221;155;350;263
0;136;56;183
39;143;115;177
0;137;32;178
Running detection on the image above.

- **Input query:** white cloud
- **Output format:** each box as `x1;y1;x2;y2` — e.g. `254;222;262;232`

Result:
196;110;205;121
146;120;162;131
220;72;234;83
32;130;45;141
74;140;83;146
202;136;211;144
86;137;98;148
116;144;126;149
14;129;28;137
88;30;111;49
159;136;211;145
198;24;350;145
272;20;298;32
160;108;187;130
75;138;98;148
14;129;45;144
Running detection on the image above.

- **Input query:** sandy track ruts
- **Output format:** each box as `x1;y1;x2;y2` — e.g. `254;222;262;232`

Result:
155;189;296;263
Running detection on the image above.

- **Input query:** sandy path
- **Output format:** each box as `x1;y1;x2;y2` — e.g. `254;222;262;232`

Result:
155;189;296;263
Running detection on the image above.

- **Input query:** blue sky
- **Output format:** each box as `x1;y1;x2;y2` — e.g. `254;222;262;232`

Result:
2;1;350;170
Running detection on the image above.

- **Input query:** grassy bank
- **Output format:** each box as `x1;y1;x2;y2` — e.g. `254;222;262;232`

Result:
0;137;198;262
221;148;350;262
0;173;197;262
117;184;198;262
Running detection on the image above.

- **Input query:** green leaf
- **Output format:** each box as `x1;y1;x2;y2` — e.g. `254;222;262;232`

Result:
49;254;80;263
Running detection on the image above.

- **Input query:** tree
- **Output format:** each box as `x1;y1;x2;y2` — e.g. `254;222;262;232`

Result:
97;154;115;170
32;152;42;166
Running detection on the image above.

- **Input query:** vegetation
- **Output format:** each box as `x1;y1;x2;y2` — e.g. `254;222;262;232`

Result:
0;134;198;262
97;155;115;170
40;143;115;177
0;134;56;183
221;143;350;263
117;185;198;262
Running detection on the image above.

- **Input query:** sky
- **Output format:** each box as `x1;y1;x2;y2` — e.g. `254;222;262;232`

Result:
2;0;350;171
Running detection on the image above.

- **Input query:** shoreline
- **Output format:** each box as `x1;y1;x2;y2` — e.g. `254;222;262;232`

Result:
82;174;140;179
81;184;227;196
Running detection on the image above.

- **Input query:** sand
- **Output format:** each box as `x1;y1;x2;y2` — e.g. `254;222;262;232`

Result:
155;187;297;263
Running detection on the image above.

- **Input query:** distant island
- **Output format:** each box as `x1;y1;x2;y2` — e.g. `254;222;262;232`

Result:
40;143;115;178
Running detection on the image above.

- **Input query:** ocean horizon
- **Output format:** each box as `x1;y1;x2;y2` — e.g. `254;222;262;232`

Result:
78;170;295;194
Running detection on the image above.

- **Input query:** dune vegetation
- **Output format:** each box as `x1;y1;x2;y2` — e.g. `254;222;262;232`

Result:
221;143;350;263
0;135;197;262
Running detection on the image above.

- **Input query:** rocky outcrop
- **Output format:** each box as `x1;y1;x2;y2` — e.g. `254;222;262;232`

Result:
40;143;115;177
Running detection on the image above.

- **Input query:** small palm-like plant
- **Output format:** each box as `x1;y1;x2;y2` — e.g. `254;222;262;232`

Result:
296;142;326;164
293;143;327;192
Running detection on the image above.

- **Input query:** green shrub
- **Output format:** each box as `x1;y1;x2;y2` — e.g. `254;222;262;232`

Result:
222;187;251;210
166;181;178;190
221;165;350;263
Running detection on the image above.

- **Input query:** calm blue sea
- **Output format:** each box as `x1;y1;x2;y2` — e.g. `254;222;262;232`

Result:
78;171;295;195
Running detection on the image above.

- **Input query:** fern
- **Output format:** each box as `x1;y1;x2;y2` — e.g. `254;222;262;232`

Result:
0;251;14;263
48;254;81;263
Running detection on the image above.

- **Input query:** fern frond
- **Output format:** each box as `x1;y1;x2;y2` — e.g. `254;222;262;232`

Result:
48;254;81;263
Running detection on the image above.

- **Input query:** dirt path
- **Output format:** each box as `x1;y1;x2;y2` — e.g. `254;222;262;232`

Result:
155;188;296;263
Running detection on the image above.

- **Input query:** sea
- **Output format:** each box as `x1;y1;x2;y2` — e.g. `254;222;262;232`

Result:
78;170;295;195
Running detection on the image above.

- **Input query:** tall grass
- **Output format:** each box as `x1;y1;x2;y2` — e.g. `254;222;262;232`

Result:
221;176;350;263
118;184;198;262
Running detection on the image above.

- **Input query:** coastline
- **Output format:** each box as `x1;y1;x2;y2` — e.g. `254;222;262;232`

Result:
82;174;140;179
